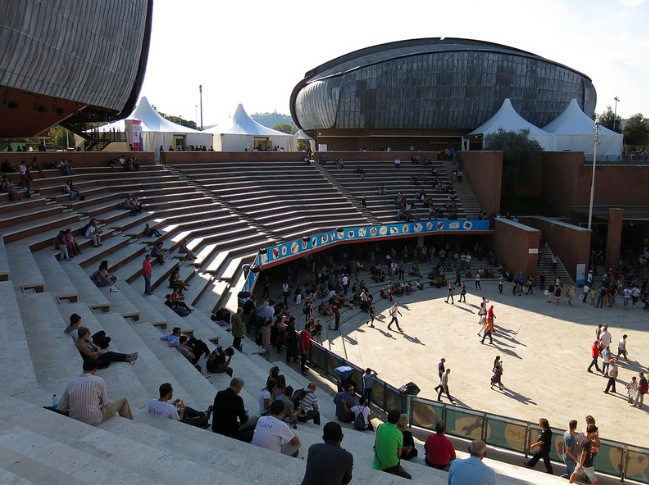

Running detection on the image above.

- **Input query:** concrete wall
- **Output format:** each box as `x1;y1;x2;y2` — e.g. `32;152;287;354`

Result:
519;216;591;281
2;151;155;167
461;151;502;216
161;151;304;164
492;218;540;277
313;151;439;161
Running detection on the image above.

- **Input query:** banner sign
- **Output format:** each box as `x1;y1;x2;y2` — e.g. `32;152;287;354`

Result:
263;219;490;264
125;119;143;151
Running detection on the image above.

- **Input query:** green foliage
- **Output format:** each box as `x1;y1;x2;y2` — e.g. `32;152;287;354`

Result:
273;123;296;134
251;112;295;130
597;105;622;133
484;129;543;197
622;113;649;149
151;104;198;129
48;126;69;150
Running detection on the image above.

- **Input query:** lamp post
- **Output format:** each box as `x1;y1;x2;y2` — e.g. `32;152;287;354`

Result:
199;85;204;131
587;117;601;231
613;96;620;132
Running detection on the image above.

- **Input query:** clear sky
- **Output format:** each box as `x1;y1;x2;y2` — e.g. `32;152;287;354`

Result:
140;0;649;126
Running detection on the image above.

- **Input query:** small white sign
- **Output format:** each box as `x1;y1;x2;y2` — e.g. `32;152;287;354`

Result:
528;248;539;254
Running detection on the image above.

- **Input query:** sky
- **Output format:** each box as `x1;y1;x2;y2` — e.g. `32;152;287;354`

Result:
140;0;649;126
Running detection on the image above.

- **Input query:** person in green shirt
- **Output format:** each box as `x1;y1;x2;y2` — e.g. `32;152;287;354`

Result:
372;409;411;479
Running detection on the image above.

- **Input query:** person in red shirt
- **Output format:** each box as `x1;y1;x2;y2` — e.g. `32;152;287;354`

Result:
143;254;153;295
587;340;602;373
424;420;456;470
299;322;313;375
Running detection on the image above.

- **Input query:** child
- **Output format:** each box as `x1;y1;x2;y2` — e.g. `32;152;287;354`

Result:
626;376;638;404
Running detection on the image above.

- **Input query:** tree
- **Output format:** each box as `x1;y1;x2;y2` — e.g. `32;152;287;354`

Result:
622;114;649;150
484;129;543;197
598;105;622;133
150;104;198;129
273;123;296;134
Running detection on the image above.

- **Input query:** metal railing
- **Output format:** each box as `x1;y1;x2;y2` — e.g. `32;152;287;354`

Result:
308;341;649;483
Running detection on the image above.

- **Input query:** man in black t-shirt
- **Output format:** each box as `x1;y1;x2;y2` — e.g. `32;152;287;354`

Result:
524;417;553;474
569;424;599;484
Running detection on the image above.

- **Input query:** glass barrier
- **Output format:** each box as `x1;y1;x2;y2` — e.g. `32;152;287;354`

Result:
624;445;649;483
484;414;528;454
445;406;484;441
594;438;624;479
410;398;442;431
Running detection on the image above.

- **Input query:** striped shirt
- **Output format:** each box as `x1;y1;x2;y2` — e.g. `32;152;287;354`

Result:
58;373;108;426
299;390;318;412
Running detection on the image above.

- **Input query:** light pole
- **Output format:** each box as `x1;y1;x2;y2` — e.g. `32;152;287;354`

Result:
613;96;620;132
199;85;204;131
587;117;601;231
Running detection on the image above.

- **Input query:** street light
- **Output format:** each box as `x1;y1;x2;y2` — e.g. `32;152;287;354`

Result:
613;96;620;132
587;117;601;231
199;85;204;131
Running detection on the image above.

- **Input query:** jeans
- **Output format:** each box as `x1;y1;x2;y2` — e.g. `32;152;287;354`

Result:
561;455;577;479
587;357;601;373
298;409;321;425
144;275;151;294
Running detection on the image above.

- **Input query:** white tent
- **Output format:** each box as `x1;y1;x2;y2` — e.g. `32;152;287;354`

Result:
205;104;296;151
294;129;315;152
543;99;623;159
467;98;556;151
98;97;213;157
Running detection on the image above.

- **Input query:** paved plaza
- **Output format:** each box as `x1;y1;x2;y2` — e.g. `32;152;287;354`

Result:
313;277;648;447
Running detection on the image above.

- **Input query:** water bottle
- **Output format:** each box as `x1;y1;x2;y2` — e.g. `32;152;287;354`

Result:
52;394;58;409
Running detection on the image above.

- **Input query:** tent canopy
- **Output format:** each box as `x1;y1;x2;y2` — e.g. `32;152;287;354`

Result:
543;99;623;158
468;98;556;151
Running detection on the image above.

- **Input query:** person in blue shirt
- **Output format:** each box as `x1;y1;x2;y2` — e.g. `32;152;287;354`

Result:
448;440;497;485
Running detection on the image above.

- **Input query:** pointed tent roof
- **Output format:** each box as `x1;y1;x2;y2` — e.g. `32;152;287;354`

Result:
208;104;292;136
543;98;618;135
98;97;202;133
294;129;313;140
469;99;551;136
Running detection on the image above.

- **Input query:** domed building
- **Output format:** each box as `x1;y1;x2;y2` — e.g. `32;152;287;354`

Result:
290;38;596;150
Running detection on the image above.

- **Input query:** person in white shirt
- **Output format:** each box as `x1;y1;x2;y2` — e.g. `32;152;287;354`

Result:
148;382;211;428
351;396;374;430
599;325;612;349
252;400;300;457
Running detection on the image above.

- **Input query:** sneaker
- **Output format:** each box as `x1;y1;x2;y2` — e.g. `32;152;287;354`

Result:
128;352;138;365
205;405;213;420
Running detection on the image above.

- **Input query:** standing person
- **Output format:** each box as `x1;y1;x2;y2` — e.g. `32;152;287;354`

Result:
616;334;628;362
524;417;553;474
477;303;487;336
487;305;496;329
58;359;133;426
582;283;590;304
490;360;504;391
142;254;152;295
587;341;602;373
604;359;618;394
566;285;575;305
367;302;376;328
498;275;504;294
625;377;638;404
231;307;245;352
569;424;600;484
599;324;612;349
459;282;467;302
362;368;378;406
437;368;454;403
554;284;562;304
601;347;612;376
448;440;496;485
475;272;482;290
557;420;579;479
552;254;558;272
481;315;494;345
634;372;648;409
433;358;446;394
300;421;353;485
330;304;341;331
446;282;455;304
526;274;534;294
387;302;403;332
298;322;313;375
372;409;411;479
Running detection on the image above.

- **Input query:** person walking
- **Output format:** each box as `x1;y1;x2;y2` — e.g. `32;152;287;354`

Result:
445;283;455;304
634;373;648;409
387;302;403;332
524;417;553;474
142;254;153;295
604;359;618;394
481;317;494;345
558;420;579;479
587;341;602;373
475;273;481;290
433;358;446;394
437;368;454;403
459;282;467;302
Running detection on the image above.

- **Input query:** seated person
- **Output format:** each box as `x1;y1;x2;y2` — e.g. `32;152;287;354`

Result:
90;260;116;288
164;294;189;317
179;238;197;259
65;313;110;349
75;327;138;368
206;346;234;376
171;286;191;311
176;335;209;367
143;223;161;238
64;229;81;257
168;267;186;292
334;384;356;423
84;220;102;247
251;400;301;457
259;379;278;416
1;176;20;201
398;414;419;460
296;382;321;425
351;396;374;430
63;179;80;200
148;382;211;428
424;420;455;469
151;242;167;264
212;377;258;441
276;385;299;428
58;359;132;425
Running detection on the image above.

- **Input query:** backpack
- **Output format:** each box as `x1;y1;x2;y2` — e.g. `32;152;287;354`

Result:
354;406;368;430
290;389;311;410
